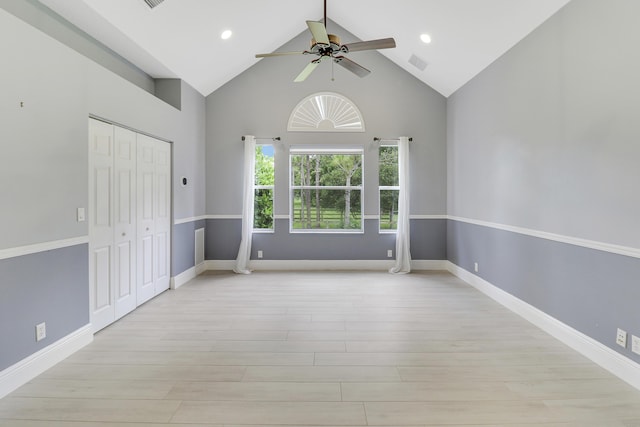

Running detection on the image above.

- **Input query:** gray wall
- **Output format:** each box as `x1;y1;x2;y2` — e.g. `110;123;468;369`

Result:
1;7;88;250
447;0;640;248
0;245;89;369
447;0;640;360
205;20;447;261
207;218;447;262
0;5;205;371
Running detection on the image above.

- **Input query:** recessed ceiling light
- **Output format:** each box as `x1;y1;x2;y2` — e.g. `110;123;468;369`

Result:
221;30;232;40
420;33;432;44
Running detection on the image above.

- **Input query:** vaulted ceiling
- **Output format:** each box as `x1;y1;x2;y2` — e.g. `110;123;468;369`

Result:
38;0;571;97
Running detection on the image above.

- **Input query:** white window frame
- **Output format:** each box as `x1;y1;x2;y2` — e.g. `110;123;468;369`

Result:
287;92;365;132
378;143;399;233
289;146;364;234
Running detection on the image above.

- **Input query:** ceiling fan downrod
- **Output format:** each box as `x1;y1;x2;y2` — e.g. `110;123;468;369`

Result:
324;0;327;27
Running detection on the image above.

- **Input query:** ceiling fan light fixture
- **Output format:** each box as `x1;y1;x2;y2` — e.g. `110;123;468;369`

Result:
420;33;432;44
254;0;396;82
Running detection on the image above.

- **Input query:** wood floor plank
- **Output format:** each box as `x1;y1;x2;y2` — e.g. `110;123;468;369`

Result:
165;381;341;401
171;401;366;424
315;350;587;366
341;381;519;402
65;350;314;366
10;378;174;399
0;397;181;423
242;365;402;382
397;364;612;382
39;362;246;381
364;401;567;425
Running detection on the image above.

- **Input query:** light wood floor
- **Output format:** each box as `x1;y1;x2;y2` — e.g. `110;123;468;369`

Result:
2;270;640;426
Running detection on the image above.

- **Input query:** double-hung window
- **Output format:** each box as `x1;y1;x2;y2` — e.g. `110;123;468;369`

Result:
254;144;274;230
290;147;363;232
379;145;399;231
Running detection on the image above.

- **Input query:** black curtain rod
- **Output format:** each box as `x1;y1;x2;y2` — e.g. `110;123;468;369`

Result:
241;136;281;142
373;137;413;142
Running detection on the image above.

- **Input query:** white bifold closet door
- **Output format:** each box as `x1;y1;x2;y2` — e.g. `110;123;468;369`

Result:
113;126;138;319
89;118;171;332
136;134;171;305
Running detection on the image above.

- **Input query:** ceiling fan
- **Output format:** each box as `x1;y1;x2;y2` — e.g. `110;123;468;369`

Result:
255;0;396;82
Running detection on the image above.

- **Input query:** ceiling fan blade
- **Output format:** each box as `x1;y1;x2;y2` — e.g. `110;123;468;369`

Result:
306;20;330;45
294;60;321;82
256;51;306;58
341;38;396;53
334;56;370;78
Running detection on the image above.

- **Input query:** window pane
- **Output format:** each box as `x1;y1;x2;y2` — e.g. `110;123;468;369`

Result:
291;153;362;187
379;146;398;186
254;188;273;229
255;145;274;186
254;145;274;229
321;154;362;187
291;189;361;230
290;154;319;187
380;189;399;230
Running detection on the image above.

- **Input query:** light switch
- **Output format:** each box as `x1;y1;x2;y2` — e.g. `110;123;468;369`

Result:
77;207;85;222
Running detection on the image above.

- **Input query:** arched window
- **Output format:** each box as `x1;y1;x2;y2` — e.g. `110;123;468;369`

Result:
287;92;365;132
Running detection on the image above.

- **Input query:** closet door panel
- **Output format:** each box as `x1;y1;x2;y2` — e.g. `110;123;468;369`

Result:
93;247;111;311
114;127;137;319
154;140;171;293
137;134;157;305
89;119;115;332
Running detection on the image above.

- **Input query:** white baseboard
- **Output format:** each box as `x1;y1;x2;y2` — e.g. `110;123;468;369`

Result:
170;262;206;290
0;324;93;399
445;261;640;391
204;260;236;271
204;259;448;272
411;260;449;270
195;261;207;275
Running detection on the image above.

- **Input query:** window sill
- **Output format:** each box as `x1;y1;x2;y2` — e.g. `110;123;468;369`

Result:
289;229;364;235
379;230;398;234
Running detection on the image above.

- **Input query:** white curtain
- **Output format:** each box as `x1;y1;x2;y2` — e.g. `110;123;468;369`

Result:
389;136;412;274
234;135;256;274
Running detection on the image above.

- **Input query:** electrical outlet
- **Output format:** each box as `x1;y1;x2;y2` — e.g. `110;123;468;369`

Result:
387;249;393;258
474;262;479;273
632;335;640;355
36;322;46;342
616;328;627;348
257;250;263;259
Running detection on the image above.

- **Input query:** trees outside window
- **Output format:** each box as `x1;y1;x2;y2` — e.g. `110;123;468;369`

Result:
290;149;363;231
379;145;399;231
254;145;274;230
